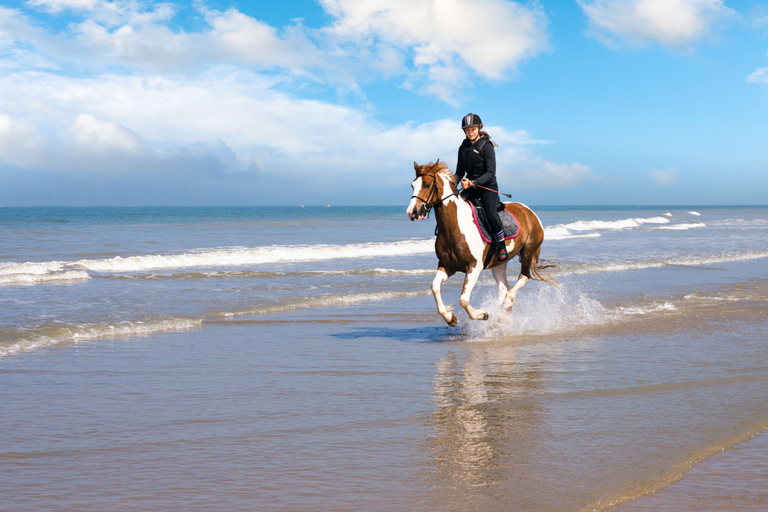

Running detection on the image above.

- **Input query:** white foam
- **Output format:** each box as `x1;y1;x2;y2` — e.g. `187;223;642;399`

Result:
611;302;677;317
655;222;706;231
544;215;670;241
545;226;603;240
462;285;607;339
0;318;203;358
0;270;90;286
72;239;436;272
219;290;430;318
566;250;768;275
0;261;64;275
688;211;702;216
684;294;740;302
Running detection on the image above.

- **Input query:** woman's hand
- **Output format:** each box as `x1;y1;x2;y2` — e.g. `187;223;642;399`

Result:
460;178;475;189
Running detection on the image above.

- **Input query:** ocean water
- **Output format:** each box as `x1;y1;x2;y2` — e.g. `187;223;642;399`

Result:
1;205;767;511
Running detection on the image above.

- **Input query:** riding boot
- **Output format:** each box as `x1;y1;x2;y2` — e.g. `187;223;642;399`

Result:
496;231;509;261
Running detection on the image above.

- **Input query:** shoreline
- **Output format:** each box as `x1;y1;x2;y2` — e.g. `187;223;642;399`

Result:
614;430;768;510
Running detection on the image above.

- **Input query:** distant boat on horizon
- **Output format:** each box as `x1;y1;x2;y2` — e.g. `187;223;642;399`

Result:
325;204;330;207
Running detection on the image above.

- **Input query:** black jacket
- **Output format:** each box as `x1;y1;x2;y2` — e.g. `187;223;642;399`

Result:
455;136;497;188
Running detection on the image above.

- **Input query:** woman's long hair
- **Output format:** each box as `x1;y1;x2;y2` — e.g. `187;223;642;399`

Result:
478;127;498;147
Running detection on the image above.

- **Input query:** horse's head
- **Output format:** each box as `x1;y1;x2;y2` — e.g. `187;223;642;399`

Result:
406;160;456;221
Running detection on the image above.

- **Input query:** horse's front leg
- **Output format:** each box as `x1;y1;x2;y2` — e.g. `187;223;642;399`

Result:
460;263;488;321
432;267;457;327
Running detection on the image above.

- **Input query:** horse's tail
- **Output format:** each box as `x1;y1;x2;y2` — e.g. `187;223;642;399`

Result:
529;251;560;288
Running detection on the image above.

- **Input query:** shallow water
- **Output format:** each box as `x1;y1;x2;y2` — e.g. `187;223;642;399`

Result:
1;205;767;510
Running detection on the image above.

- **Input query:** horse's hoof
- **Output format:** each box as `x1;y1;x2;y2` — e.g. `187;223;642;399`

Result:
479;311;489;321
447;314;458;327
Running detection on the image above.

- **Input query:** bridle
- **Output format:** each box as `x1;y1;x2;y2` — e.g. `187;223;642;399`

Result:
411;172;458;218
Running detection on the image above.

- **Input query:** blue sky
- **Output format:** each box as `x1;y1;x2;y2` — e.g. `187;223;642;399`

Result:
1;0;767;206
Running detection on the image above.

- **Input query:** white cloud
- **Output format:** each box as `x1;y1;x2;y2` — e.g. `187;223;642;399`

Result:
27;0;100;14
500;159;597;190
0;66;587;195
0;1;585;203
0;113;46;167
577;0;734;47
2;3;328;78
320;0;549;101
650;167;677;186
747;65;768;85
71;113;146;154
4;1;549;103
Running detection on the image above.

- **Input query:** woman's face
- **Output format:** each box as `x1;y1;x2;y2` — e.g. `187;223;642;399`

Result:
463;126;480;140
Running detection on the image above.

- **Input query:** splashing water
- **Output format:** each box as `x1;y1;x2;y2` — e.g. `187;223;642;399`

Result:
461;283;606;340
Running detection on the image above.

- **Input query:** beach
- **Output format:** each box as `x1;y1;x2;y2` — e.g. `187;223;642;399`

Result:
2;205;768;511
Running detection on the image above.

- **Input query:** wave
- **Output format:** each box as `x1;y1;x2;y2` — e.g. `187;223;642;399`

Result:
0;318;203;358
0;261;64;275
544;227;603;240
0;270;90;286
72;239;435;273
565;250;768;275
1;289;430;357
610;302;677;316
544;215;671;240
103;268;436;280
654;222;706;231
217;290;430;318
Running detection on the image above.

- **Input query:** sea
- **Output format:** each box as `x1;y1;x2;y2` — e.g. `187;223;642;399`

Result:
1;205;767;511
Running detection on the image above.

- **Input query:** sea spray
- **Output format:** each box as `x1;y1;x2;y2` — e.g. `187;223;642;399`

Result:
460;283;607;340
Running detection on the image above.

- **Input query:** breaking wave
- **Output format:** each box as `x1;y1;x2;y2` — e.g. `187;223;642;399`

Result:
544;215;672;240
0;318;203;358
565;250;768;275
0;270;90;286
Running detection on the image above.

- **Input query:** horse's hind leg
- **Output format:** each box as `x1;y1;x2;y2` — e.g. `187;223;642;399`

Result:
460;264;489;321
432;268;457;326
492;262;512;311
506;245;539;310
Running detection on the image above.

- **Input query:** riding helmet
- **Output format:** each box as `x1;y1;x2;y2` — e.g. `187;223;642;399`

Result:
461;113;482;129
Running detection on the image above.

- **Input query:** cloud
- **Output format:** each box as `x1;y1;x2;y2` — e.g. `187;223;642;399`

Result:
577;0;735;47
27;0;100;14
71;113;146;154
501;159;598;190
747;64;768;85
0;1;584;204
320;0;550;102
3;1;550;103
649;167;677;186
0;114;46;167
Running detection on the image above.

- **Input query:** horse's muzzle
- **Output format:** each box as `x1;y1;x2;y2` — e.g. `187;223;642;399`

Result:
407;203;428;221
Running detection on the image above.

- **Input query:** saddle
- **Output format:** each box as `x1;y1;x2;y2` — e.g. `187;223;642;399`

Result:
466;198;519;243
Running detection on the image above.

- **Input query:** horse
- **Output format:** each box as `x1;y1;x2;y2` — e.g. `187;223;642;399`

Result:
406;160;557;326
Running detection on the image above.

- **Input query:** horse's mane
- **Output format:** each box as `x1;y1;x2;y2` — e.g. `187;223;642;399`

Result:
426;161;457;185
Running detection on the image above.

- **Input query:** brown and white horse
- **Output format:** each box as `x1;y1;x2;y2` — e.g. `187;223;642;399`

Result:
406;160;557;326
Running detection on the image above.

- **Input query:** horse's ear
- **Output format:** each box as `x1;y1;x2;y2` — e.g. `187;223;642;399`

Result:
414;162;419;173
436;158;440;166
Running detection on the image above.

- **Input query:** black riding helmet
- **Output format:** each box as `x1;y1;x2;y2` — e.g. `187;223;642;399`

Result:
461;113;482;129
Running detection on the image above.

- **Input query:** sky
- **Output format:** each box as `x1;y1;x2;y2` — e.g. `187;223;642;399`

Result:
1;0;767;206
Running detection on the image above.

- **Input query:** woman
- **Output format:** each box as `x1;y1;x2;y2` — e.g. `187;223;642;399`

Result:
455;113;509;261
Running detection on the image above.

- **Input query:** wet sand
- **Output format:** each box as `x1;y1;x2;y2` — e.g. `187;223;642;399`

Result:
616;431;768;511
2;280;768;511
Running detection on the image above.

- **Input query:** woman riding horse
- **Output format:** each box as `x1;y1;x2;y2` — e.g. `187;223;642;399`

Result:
456;113;508;262
407;160;557;326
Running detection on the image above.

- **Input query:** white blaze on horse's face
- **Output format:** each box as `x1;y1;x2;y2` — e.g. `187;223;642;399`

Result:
407;176;425;221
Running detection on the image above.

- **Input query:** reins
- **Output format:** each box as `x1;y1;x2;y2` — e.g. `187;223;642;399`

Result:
411;173;458;218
